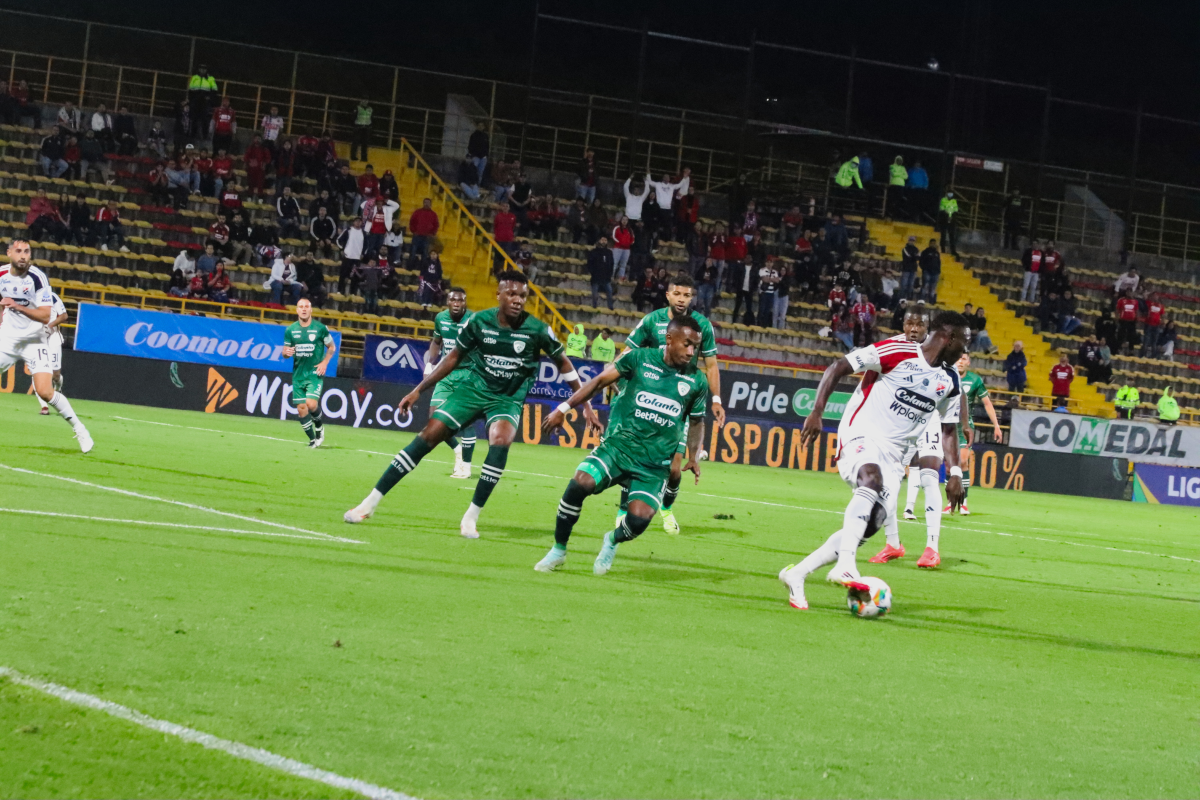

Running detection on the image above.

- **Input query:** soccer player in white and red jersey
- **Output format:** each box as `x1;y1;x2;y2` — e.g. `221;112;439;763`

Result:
778;310;970;610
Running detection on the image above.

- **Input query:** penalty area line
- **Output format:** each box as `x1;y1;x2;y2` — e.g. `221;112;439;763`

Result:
0;508;364;545
0;463;354;544
0;666;415;800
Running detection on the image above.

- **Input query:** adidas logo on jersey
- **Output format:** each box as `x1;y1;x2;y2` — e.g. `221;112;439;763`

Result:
205;368;239;413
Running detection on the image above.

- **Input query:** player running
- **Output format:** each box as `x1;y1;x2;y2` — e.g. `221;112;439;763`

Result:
281;298;336;448
344;271;598;537
534;316;708;575
869;303;947;567
425;287;476;479
35;291;68;416
615;274;723;535
0;239;93;452
778;311;970;610
941;352;1002;515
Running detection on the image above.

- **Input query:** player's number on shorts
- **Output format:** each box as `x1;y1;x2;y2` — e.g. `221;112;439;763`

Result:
36;348;48;362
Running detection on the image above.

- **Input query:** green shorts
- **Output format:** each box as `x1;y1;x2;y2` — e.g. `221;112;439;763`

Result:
292;373;323;404
430;376;524;433
430;369;468;409
578;441;670;513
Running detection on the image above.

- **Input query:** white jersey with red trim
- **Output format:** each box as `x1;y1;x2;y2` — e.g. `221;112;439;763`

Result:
0;264;52;339
882;332;944;459
838;339;960;454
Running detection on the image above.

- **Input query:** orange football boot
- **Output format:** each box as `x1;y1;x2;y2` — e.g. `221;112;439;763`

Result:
869;543;906;563
916;547;941;568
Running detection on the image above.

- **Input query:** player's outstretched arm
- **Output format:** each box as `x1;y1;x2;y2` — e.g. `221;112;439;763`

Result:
425;335;443;376
543;363;619;434
398;347;463;414
800;357;855;448
682;416;706;484
1;298;52;324
702;355;724;428
982;395;1003;441
315;336;336;377
555;352;600;432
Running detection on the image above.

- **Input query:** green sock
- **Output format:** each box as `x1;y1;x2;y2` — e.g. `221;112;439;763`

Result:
375;436;434;495
300;416;316;441
461;434;477;464
554;479;590;546
471;445;509;508
446;434;460;451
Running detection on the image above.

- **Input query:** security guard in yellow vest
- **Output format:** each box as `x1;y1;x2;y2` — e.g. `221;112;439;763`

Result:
1114;383;1140;420
938;191;960;257
187;65;218;137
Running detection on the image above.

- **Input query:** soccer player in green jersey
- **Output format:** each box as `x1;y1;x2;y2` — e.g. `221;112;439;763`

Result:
282;298;336;448
425;287;476;479
344;271;599;537
616;274;724;535
535;315;708;575
942;352;1002;515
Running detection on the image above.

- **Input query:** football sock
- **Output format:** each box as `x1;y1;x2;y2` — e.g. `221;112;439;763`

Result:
884;509;900;548
794;529;841;577
920;468;943;551
310;408;324;433
613;512;652;543
446;434;460;451
461;434;476;463
37;392;48;410
471;444;509;509
837;486;879;570
661;482;680;512
963;470;971;499
47;392;80;427
375;436;434;494
300;415;316;442
905;474;920;511
554;479;591;546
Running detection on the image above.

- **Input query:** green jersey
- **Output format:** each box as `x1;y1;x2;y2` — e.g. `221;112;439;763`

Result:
960;370;988;427
433;309;473;367
624;307;718;368
606;347;708;466
285;320;334;376
453;307;565;398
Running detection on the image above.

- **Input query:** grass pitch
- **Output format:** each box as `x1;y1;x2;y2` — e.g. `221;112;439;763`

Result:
1;393;1197;799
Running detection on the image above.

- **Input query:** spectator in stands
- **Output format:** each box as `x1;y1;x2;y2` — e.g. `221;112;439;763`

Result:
457;154;481;200
695;258;718;318
325;164;355;216
39;128;68;178
336;217;365;294
851;294;877;346
684;221;708;275
350;99;373;161
207;214;231;258
362;194;399;257
164;159;191;209
509;173;534;232
353;257;381;314
1115;289;1140;353
972;307;996;352
590;328;616;363
564;325;588;359
1160;318;1177;361
383;222;404;268
565;199;588;245
212;148;234;198
610;215;633;281
1049;353;1074;409
740;200;760;243
26;189;67;244
1005;341;1027;393
629;220;655;284
145;161;170;207
584;197;608;246
1141;292;1166;358
632;267;656;312
297;254;328;308
316;131;338;174
173;97;192;142
170;251;195;297
379;169;398;202
1058;290;1083;335
274;139;297;195
491;158;517;203
295;129;320;178
831;307;856;351
242;135;271;199
64;193;90;246
576;148;597;202
1093;306;1116;350
356;164;380;212
309;189;338;223
92;200;128;252
8;80;39;127
260;105;284;157
757;259;780;327
824;214;850;260
937;191;959;256
219;181;243;221
879;268;898;308
906;160;929;208
898;235;920;300
417;250;443;307
113;106;138;156
774;262;794;329
187;270;209;300
309;206;337;259
204;262;229;303
196;243;219;277
1114;383;1139;419
492;203;516;273
57;100;83;135
781;205;804;246
708;222;729;291
209;98;237;154
0;81;13;125
1036;291;1060;332
228;211;253;265
920;239;941;302
513;241;536;283
466;122;489;185
675;186;700;243
409;198;439;259
586;235;615;310
1079;335;1102;383
725;225;748;278
1113;266;1139;296
146;120;168;159
265;253;302;305
622;174;651;222
1003;190;1024;249
731;258;758;325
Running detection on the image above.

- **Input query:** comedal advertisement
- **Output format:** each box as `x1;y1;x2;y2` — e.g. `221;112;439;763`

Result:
1008;409;1198;467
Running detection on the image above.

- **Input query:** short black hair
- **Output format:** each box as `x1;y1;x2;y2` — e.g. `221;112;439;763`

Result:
931;310;970;331
668;274;695;289
9;237;30;247
667;315;702;336
448;286;466;296
496;269;528;285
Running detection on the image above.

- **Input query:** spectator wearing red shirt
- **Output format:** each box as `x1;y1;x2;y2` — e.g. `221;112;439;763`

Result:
295;130;320;178
851;297;877;346
782;205;804;246
1142;292;1166;358
207;215;231;257
212;148;234;199
408;198;439;259
1049;354;1075;408
674;185;699;243
92;200;128;251
725;224;748;266
243;135;271;198
610;215;634;280
827;284;847;328
219;182;243;220
209;98;237;155
356;165;380;214
274;139;297;195
708;222;729;290
1115;290;1140;353
492;206;517;274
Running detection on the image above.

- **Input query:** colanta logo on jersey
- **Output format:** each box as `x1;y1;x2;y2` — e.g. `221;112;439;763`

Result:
890;388;936;420
483;354;523;373
635;391;683;417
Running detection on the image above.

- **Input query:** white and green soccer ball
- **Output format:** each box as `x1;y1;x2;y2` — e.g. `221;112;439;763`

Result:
847;576;892;618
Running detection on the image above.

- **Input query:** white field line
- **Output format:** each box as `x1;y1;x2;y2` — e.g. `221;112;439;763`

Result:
0;464;359;544
697;493;1200;565
114;416;302;445
0;508;359;544
0;666;414;800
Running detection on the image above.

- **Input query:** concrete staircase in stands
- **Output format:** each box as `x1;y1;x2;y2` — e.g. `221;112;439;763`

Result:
869;219;1110;416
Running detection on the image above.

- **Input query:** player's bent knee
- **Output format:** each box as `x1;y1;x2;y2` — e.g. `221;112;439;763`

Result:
488;420;517;447
572;471;597;493
856;464;884;491
624;511;654;539
627;500;655;520
296;404;309;416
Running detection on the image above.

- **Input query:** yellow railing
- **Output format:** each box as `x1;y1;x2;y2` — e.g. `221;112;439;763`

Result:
395;138;575;341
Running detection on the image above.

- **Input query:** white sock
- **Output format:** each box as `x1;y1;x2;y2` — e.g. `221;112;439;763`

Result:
47;392;80;427
837;486;878;570
921;468;943;551
360;488;384;513
792;530;841;579
463;502;483;524
37;393;48;410
905;475;920;511
884;511;900;548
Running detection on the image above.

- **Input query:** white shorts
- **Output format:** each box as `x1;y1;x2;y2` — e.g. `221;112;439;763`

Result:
0;331;52;375
836;433;904;521
47;330;63;372
902;424;943;464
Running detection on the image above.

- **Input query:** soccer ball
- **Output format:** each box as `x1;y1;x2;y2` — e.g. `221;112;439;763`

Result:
847;577;892;618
